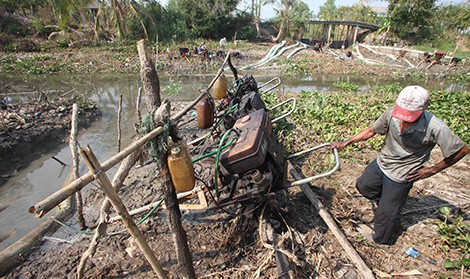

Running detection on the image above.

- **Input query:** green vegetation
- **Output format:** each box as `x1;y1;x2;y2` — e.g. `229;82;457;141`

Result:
263;84;470;154
280;59;312;77
163;81;183;95
333;81;359;92
435;207;470;270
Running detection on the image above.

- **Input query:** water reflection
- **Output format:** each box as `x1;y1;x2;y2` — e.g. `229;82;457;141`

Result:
0;73;467;250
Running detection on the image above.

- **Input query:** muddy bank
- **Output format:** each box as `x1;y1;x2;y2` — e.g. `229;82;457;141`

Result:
0;97;101;184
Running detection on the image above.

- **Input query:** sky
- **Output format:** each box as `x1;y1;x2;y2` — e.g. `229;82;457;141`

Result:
252;0;468;20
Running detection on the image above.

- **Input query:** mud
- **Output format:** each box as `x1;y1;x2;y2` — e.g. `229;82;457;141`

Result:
0;97;101;184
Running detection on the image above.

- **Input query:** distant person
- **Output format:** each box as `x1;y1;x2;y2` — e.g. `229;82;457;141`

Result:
219;37;226;50
313;41;322;52
331;85;469;245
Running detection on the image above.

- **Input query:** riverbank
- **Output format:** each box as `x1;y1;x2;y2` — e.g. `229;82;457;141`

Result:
0;96;100;184
1;40;469;79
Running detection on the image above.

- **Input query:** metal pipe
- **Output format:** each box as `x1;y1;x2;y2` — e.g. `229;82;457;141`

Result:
286;144;340;187
259;77;282;94
269;98;297;123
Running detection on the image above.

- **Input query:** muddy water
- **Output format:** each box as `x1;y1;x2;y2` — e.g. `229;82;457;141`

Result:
0;73;466;250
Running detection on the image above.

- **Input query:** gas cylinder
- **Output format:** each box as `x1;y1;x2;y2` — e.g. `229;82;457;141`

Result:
212;74;227;99
196;96;214;129
167;144;195;192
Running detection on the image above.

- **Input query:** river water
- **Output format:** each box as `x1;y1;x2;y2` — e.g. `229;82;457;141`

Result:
0;72;466;250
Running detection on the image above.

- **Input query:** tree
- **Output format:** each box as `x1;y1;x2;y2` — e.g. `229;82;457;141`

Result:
273;0;293;42
289;0;312;40
47;0;92;30
167;0;240;39
251;0;268;38
388;0;436;43
318;0;337;20
435;2;470;34
336;4;376;22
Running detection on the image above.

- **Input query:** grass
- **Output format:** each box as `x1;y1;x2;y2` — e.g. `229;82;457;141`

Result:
413;36;470;59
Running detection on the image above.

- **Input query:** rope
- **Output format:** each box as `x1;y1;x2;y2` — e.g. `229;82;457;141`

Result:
140;106;170;167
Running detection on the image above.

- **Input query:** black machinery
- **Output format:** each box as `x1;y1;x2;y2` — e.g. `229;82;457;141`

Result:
185;71;339;211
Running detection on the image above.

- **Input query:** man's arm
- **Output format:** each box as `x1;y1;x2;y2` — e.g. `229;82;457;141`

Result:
330;127;376;151
407;144;469;182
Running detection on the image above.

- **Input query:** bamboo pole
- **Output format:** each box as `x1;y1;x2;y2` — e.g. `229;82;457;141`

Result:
77;148;142;278
80;145;167;279
288;162;375;279
29;126;164;217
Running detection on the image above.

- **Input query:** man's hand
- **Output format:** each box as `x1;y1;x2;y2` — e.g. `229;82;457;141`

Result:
330;141;348;152
407;167;436;182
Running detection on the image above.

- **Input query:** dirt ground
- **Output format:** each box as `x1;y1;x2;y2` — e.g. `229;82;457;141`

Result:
1;44;469;278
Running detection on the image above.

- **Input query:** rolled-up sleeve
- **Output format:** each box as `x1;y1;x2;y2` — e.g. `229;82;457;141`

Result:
372;108;393;135
432;119;465;158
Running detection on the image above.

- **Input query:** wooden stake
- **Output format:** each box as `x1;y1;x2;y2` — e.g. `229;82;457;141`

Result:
154;101;196;279
79;145;167;279
70;104;86;230
137;39;161;110
117;94;123;152
288;161;375;279
77;147;142;278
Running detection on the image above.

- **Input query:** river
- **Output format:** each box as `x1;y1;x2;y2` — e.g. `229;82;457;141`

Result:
0;72;466;250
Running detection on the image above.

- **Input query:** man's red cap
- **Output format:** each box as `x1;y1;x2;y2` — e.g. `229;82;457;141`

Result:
392;86;429;122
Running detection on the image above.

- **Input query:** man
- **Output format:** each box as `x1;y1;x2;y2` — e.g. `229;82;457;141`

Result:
331;85;469;245
219;37;226;50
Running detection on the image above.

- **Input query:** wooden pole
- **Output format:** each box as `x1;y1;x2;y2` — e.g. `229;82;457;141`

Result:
29;126;164;217
327;24;332;45
154;101;196;279
137;39;161;110
353;25;358;45
80;145;168;279
77;147;142;278
70;104;86;230
117;95;123;152
288;162;375;279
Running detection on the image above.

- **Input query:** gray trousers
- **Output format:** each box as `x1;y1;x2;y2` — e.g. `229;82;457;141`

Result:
356;159;413;244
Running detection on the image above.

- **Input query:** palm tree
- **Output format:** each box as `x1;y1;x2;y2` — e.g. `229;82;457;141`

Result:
273;0;293;42
48;0;93;30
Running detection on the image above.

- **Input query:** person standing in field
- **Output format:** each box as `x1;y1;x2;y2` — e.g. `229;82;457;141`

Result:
219;37;226;50
331;85;469;245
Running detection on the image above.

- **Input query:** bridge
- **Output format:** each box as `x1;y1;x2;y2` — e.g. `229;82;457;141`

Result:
304;20;381;49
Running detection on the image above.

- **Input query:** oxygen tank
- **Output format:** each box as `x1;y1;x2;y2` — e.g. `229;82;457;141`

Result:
212;74;227;99
167;144;195;192
196;96;214;129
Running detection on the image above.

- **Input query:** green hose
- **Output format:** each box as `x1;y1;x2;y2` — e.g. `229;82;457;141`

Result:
214;129;233;198
191;137;235;163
